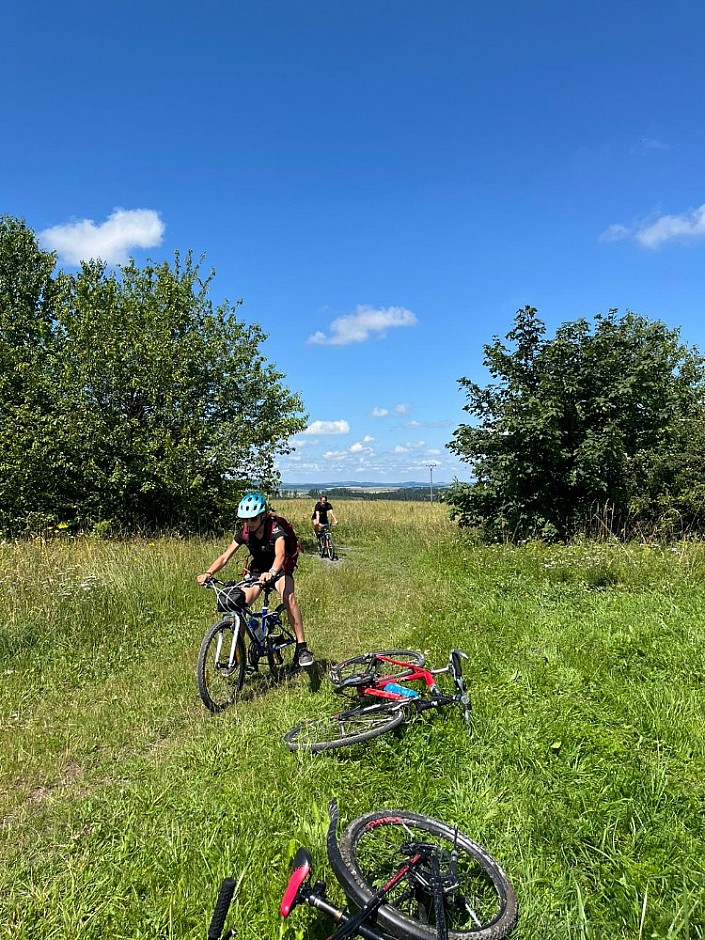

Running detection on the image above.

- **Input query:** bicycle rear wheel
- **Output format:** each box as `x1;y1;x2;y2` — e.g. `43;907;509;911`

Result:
197;618;246;713
333;811;517;940
329;650;426;688
282;702;404;752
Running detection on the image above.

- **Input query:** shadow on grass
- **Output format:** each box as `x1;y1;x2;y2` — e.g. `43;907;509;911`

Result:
236;665;301;703
302;658;334;693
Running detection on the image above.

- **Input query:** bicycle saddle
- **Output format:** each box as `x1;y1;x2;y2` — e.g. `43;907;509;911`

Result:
334;673;374;690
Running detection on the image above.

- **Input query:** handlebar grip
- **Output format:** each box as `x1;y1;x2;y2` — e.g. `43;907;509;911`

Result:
207;877;236;940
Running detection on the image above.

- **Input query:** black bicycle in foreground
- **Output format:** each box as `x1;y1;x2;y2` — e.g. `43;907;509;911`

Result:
197;575;297;712
208;799;517;940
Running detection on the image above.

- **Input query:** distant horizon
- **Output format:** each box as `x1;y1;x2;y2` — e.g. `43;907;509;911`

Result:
280;479;451;491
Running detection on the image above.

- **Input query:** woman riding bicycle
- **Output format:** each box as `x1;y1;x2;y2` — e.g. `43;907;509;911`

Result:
196;493;313;668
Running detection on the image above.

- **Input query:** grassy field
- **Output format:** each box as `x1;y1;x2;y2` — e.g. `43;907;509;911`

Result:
1;500;704;939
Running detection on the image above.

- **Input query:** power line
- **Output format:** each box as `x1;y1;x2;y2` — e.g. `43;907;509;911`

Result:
426;463;435;503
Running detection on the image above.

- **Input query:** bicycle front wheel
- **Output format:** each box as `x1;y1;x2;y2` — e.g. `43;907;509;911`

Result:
197;619;246;713
329;650;426;687
334;811;517;940
326;532;335;560
282;703;404;752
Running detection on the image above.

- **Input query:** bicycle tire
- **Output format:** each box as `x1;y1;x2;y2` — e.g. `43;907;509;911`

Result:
282;702;405;752
329;650;426;688
333;810;517;940
267;616;297;681
326;532;335;560
197;618;246;713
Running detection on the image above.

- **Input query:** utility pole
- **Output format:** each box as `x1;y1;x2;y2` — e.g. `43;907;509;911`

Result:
427;463;434;503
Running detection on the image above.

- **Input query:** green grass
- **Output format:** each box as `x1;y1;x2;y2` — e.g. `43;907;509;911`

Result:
1;504;704;938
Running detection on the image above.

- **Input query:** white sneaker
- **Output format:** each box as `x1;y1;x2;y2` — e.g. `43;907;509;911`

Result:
297;647;314;668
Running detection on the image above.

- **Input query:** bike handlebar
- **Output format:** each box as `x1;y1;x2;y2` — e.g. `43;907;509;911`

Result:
207;877;236;940
202;575;278;595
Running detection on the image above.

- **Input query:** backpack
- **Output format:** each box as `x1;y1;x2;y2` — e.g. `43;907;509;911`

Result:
241;513;301;574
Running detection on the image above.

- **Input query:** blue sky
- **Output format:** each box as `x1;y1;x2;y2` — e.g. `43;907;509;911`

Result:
3;1;705;485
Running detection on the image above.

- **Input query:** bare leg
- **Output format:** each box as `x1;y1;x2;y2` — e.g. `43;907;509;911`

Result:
243;584;262;606
276;574;304;644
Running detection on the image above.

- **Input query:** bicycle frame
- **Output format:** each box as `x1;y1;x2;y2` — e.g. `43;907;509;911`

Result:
243;587;286;659
345;651;471;724
206;577;294;666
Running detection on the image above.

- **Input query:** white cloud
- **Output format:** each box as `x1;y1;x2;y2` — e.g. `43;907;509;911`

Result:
371;407;389;417
405;419;452;430
600;203;705;249
350;438;375;454
289;437;320;448
302;420;350;435
599;224;632;243
276;442;472;485
307;305;417;346
394;403;412;415
393;441;426;454
39;208;165;264
637;205;705;248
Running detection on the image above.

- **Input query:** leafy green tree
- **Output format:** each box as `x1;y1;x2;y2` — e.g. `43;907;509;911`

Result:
0;217;60;531
51;253;306;531
448;306;705;540
0;215;306;534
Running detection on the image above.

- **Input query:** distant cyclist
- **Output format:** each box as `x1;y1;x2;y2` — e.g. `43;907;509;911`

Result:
197;493;313;668
312;493;338;541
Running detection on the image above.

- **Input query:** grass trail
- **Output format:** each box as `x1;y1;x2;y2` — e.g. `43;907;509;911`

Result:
1;502;704;938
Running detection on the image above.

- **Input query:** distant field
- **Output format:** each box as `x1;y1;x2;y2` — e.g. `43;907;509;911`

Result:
1;501;704;939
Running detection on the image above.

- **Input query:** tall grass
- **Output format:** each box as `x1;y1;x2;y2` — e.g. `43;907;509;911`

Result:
1;504;704;938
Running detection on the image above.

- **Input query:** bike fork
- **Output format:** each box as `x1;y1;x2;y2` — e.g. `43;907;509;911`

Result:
217;618;242;670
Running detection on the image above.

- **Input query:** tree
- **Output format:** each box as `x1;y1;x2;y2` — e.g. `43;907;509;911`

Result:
0;217;60;532
447;306;705;540
50;253;306;531
0;215;307;534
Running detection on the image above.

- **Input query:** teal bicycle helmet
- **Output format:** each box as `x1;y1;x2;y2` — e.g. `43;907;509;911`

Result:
237;492;267;518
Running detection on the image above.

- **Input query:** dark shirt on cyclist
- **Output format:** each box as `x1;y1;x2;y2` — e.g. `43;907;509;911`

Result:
235;517;297;575
312;501;333;526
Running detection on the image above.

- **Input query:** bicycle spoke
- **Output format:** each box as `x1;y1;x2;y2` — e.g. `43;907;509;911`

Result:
346;821;506;932
283;704;403;751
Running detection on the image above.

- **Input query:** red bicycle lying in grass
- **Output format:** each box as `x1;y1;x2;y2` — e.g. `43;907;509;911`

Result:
282;649;471;752
207;799;517;940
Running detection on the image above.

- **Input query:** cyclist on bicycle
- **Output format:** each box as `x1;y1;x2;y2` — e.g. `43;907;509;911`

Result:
197;493;313;668
312;493;337;540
